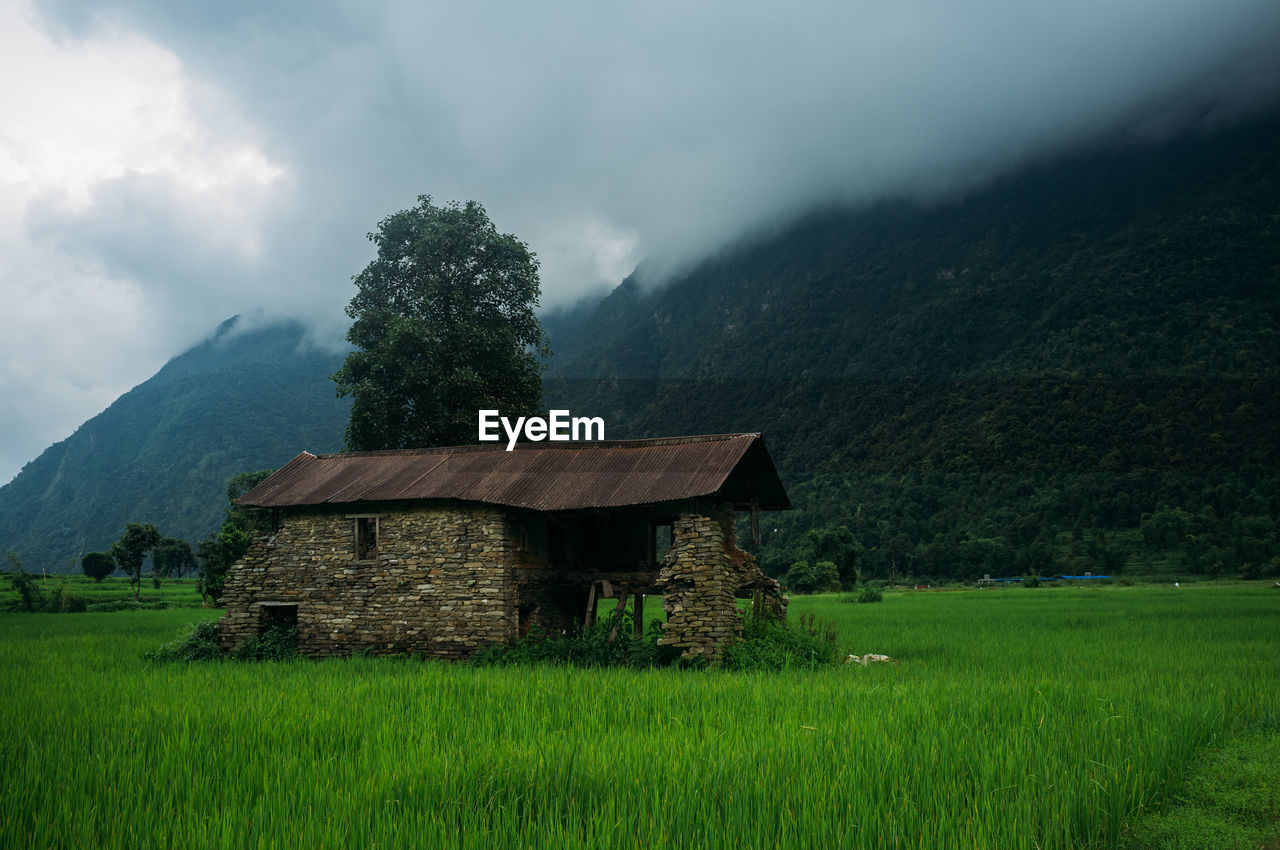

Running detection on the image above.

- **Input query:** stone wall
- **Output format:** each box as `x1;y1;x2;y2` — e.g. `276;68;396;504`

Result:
218;502;517;659
219;497;783;664
657;503;782;662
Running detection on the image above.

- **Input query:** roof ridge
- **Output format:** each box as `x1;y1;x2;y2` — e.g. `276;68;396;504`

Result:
313;432;761;459
237;432;789;511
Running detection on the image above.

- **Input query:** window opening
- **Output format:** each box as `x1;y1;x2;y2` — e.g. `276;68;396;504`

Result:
355;516;379;560
652;522;673;563
259;603;298;635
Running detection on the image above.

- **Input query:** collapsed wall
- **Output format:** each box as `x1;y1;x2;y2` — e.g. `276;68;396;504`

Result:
657;504;786;663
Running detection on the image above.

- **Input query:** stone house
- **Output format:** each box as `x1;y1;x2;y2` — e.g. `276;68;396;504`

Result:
218;433;790;662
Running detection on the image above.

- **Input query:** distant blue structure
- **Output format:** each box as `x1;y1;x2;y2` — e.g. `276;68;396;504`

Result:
977;573;1112;584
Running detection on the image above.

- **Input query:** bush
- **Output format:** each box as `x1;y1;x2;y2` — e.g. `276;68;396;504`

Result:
148;621;224;662
842;585;884;604
86;600;173;612
81;551;115;582
148;620;301;663
474;615;679;669
48;588;88;613
233;623;299;661
784;559;841;594
722;610;843;671
484;609;845;672
8;568;44;612
5;561;88;613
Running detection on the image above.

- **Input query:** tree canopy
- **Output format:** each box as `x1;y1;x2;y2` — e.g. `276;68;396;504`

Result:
197;469;275;605
110;522;161;601
151;537;196;580
80;551;115;583
332;196;549;451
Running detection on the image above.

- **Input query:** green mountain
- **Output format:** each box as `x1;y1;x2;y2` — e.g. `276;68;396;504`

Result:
543;114;1280;580
0;318;350;570
4;114;1278;581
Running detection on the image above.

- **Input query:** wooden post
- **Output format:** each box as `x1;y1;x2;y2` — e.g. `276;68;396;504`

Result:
584;581;598;628
633;593;645;638
609;589;629;642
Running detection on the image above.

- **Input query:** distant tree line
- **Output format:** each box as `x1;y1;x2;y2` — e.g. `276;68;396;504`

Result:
76;523;197;601
0;468;276;612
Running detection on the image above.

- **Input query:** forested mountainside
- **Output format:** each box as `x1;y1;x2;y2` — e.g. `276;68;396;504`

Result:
0;318;350;569
3;115;1277;580
544;113;1280;580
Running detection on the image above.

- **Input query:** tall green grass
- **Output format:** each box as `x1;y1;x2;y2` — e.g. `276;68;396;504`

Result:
1;585;1276;849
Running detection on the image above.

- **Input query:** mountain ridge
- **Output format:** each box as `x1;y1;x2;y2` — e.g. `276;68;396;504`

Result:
3;113;1278;577
542;112;1280;577
0;318;350;568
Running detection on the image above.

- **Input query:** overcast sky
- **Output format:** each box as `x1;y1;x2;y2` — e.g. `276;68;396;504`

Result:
2;0;1279;484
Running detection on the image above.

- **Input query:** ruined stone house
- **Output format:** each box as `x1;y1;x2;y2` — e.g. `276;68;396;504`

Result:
218;433;790;661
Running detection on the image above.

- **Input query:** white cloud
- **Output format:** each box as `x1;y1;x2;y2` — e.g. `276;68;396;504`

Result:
0;0;284;482
0;1;281;206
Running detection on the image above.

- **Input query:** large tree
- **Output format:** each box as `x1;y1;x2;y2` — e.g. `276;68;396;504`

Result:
110;522;161;601
332;196;549;451
152;537;197;580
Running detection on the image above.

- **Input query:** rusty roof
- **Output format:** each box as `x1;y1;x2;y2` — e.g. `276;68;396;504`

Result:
238;433;790;512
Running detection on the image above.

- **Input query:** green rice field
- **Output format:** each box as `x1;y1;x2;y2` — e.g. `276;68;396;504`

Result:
2;584;1277;849
0;574;204;609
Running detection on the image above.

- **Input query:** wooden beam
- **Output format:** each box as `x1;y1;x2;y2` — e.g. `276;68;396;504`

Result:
532;569;660;590
530;574;662;597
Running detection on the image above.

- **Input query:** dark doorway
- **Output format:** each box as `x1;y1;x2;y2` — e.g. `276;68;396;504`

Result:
518;605;536;638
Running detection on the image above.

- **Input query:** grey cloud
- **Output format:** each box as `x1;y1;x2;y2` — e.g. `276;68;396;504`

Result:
35;0;1280;309
5;0;1278;485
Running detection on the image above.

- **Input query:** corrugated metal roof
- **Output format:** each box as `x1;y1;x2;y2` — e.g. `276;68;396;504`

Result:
238;433;790;512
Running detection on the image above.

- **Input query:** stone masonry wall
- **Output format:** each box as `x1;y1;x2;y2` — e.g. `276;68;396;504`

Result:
657;506;742;662
657;503;787;663
218;502;516;659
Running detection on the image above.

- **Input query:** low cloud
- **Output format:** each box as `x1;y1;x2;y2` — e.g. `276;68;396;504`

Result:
2;0;1279;482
